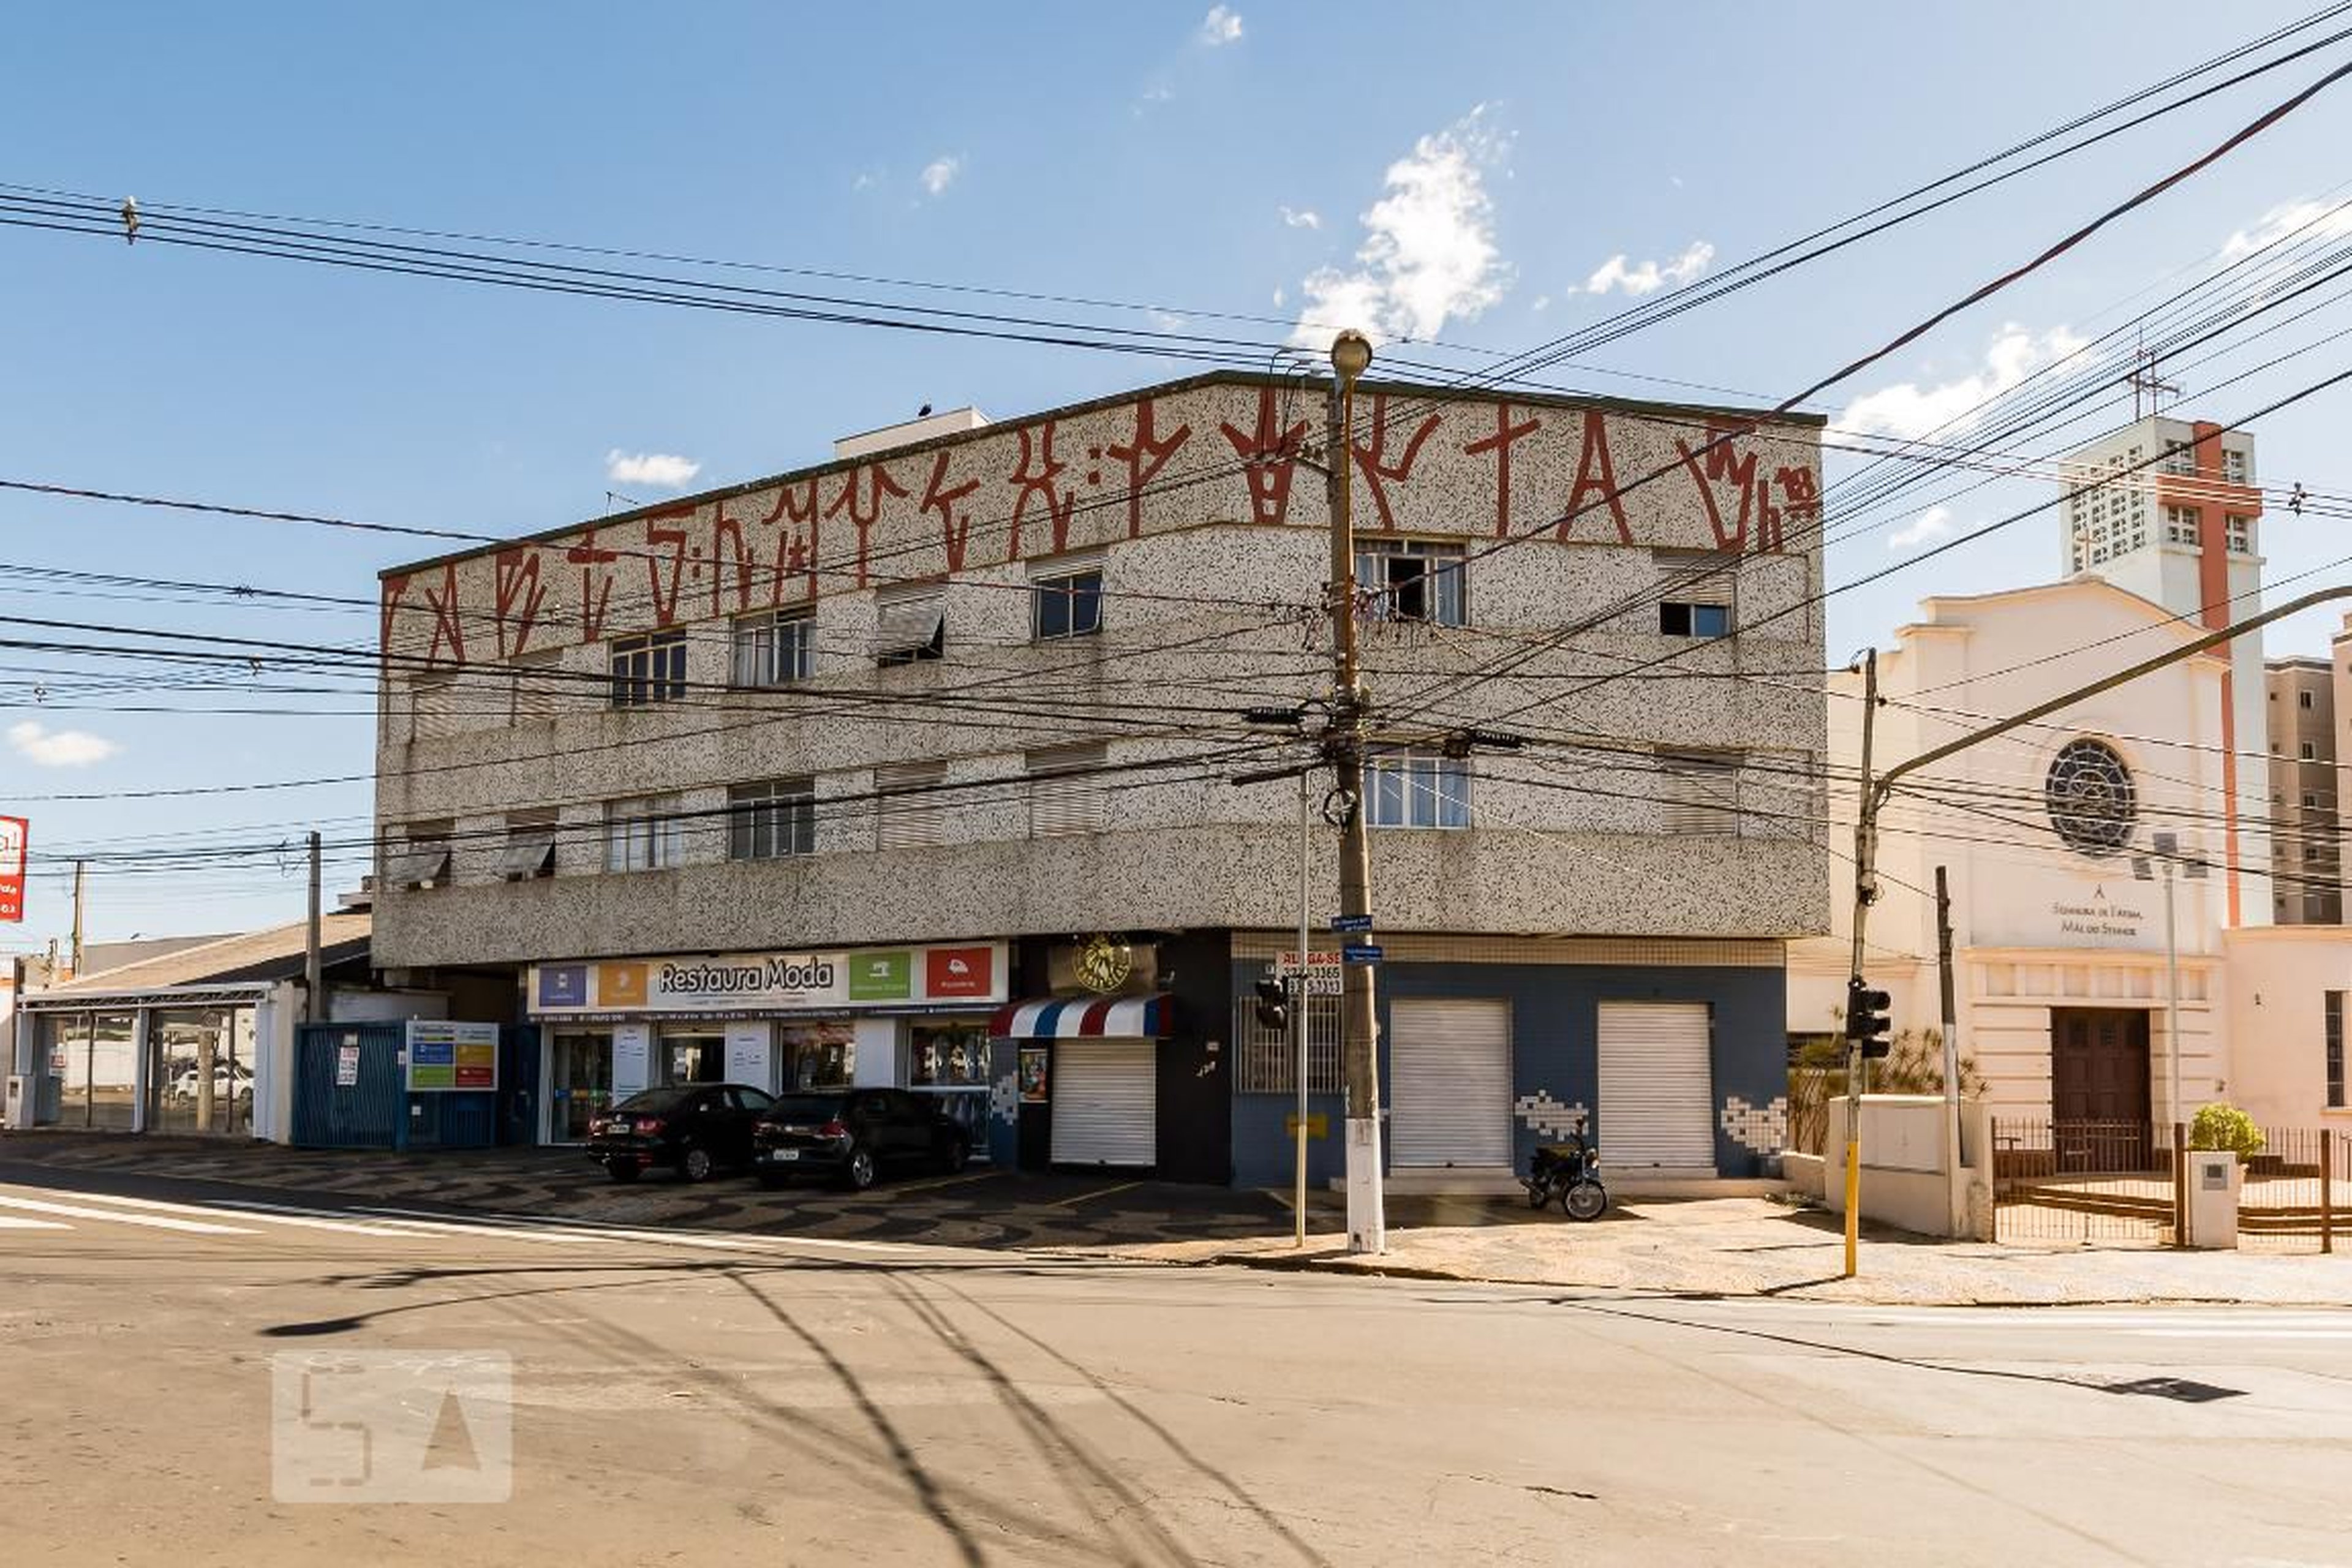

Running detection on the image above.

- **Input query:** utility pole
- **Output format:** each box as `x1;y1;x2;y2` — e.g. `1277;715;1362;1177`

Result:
69;859;86;978
1324;328;1384;1255
305;829;325;1025
1295;767;1312;1246
1842;650;1878;1279
1935;865;1965;1238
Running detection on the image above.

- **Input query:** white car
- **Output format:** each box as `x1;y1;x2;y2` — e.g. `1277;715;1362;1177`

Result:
169;1064;253;1102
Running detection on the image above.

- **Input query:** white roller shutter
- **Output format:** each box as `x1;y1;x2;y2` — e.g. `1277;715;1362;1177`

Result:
1051;1039;1156;1167
1597;1002;1716;1171
1389;999;1513;1168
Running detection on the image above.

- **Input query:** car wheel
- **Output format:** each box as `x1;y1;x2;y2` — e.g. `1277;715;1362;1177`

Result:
606;1163;641;1185
840;1144;877;1192
939;1135;970;1175
679;1145;715;1183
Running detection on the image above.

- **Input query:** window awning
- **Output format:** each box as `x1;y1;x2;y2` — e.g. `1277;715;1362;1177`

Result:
873;598;944;658
498;830;556;881
990;993;1175;1039
388;845;452;889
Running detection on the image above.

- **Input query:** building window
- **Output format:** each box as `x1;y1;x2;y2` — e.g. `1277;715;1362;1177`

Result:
2160;441;2196;477
873;760;948;850
728;778;816;861
1235;990;1341;1093
2224;448;2250;486
2045;737;2136;857
2326;990;2345;1109
605;795;684;872
2304;792;2320;808
1355;540;1466;626
732;609;813;688
1026;743;1110;837
1365;748;1470;829
609;631;687;707
1033;565;1104;641
499;809;558;881
2302;742;2317;761
1659;752;1744;836
509;649;563;725
873;585;946;665
2305;843;2324;863
2163;505;2201;546
2301;689;2315;710
2226;513;2253;555
386;822;454;890
1660;601;1733;638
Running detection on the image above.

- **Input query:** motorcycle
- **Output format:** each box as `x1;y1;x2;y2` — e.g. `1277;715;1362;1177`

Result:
1523;1126;1608;1221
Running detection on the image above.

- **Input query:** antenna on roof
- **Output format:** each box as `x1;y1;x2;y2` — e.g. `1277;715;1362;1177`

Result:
2124;331;2180;421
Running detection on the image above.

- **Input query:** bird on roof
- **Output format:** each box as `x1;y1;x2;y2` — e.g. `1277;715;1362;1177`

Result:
918;403;932;418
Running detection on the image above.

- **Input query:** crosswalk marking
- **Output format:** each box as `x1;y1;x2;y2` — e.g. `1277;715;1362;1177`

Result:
48;1190;453;1238
0;1214;72;1231
0;1194;259;1234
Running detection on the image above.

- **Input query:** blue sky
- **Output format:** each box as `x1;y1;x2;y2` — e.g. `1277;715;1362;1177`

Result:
5;2;2351;948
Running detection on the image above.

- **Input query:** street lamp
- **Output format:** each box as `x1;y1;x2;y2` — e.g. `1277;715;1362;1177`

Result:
1323;328;1384;1254
2132;831;2206;1133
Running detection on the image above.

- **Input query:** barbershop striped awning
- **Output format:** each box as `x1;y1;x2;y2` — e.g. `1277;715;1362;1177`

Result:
990;993;1175;1039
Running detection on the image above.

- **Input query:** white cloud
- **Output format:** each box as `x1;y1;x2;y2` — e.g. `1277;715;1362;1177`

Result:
1270;285;1285;307
1149;309;1188;331
9;720;118;767
1531;294;1551;312
1887;505;1957;552
605;450;701;489
1289;106;1512;349
1582;239;1715;297
920;156;962;197
1836;323;2089;441
1280;205;1321;230
2222;198;2352;260
851;170;878;192
1200;5;1244;45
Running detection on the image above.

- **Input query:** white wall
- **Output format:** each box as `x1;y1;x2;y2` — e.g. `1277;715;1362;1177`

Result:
2221;927;2352;1127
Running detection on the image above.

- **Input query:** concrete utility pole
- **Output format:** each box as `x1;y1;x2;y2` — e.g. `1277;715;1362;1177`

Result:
1936;865;1965;1238
1843;650;1877;1279
1324;328;1384;1255
305;829;324;1025
1295;767;1312;1246
69;859;86;978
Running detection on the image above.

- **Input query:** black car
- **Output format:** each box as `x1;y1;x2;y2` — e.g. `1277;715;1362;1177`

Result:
586;1082;776;1183
752;1088;971;1191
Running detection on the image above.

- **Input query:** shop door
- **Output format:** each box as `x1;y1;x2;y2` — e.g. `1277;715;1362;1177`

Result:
1597;1001;1716;1172
1050;1039;1156;1167
1389;999;1513;1168
548;1033;612;1142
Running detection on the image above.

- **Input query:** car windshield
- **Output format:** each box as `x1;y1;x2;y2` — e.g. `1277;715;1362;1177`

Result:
763;1095;845;1121
611;1087;695;1114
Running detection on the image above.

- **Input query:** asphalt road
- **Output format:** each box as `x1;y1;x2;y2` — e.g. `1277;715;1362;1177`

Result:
3;1161;2349;1567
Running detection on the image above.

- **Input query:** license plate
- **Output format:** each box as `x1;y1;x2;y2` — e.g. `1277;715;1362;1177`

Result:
608;1121;630;1134
768;1149;799;1162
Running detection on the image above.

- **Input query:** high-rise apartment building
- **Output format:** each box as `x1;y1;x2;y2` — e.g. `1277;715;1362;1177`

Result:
2264;655;2340;924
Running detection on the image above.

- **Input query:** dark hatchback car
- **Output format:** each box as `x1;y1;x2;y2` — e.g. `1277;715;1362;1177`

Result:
752;1088;971;1191
587;1082;777;1183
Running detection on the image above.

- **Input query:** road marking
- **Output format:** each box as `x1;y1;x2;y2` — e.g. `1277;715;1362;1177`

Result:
86;1193;456;1237
0;1214;72;1230
347;1205;952;1259
1047;1180;1145;1208
0;1194;258;1234
881;1169;1006;1197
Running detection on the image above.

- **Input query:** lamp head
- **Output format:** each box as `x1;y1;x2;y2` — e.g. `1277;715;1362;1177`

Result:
1329;330;1373;382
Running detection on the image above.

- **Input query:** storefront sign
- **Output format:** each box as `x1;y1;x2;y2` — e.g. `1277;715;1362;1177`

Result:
2051;890;2145;941
406;1020;498;1091
1019;1046;1049;1103
528;943;1006;1018
335;1044;361;1088
0;815;26;924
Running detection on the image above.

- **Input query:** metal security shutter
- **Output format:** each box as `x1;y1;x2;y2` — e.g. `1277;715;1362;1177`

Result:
1389;999;1512;1167
1051;1039;1156;1167
1597;1002;1716;1171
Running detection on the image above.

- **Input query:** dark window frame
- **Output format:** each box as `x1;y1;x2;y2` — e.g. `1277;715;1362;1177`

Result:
1033;567;1105;642
609;630;688;708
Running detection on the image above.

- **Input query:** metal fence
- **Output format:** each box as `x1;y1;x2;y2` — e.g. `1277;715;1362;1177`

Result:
1991;1117;2342;1251
1991;1117;2178;1246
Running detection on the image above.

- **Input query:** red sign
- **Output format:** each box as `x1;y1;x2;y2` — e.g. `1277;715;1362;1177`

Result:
0;816;25;923
925;946;993;998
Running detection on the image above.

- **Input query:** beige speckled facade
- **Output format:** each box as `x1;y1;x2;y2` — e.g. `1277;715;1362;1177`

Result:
371;372;1828;970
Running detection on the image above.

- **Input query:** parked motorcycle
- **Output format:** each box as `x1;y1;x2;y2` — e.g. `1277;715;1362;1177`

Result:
1524;1126;1608;1221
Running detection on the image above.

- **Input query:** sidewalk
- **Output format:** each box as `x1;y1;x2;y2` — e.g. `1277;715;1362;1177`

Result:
1119;1194;2352;1306
6;1133;2348;1305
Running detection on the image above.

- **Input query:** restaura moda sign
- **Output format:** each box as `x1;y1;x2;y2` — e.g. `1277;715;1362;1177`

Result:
528;942;1006;1017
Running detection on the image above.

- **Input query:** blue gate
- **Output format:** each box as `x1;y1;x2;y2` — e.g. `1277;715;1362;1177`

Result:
293;1023;405;1149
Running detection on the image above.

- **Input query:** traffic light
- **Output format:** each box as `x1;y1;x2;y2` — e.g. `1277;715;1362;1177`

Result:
1845;978;1893;1060
1253;979;1289;1031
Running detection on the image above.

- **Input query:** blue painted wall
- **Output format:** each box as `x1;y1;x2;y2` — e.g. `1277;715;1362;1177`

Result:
1227;957;1787;1188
